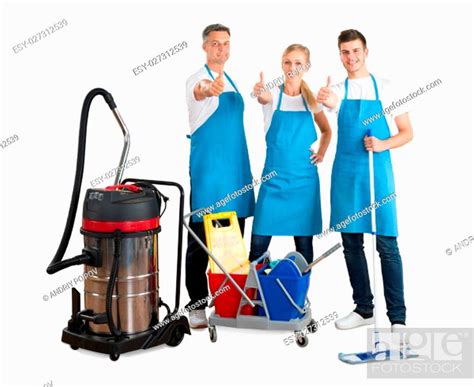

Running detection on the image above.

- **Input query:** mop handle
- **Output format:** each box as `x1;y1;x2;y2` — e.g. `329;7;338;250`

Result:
367;129;380;351
367;129;376;234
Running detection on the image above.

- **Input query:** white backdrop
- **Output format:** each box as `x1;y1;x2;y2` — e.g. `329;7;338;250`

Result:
1;1;473;386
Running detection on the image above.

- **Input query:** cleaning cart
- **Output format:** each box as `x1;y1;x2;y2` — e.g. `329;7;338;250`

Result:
184;210;340;347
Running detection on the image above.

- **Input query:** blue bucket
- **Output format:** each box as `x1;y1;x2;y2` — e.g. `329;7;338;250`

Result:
257;259;311;321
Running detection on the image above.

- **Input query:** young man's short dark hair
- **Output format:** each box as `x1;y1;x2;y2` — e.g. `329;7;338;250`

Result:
338;29;367;49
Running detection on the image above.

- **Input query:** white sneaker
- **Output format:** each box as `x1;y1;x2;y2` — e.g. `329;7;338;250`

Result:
189;309;208;329
391;323;409;346
335;311;374;330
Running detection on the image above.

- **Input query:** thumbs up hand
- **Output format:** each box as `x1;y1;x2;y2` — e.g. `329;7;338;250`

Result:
208;70;225;97
253;72;265;97
316;76;337;109
252;71;271;104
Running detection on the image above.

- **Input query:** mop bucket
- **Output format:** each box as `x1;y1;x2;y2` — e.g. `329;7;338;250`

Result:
208;272;255;317
257;253;311;321
205;211;254;317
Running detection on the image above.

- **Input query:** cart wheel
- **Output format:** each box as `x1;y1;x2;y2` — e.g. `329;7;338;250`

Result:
209;326;217;343
109;352;120;361
307;319;318;334
296;333;309;348
70;345;79;350
167;325;185;347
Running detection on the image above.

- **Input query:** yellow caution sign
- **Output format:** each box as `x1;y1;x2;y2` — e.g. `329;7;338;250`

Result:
203;211;250;274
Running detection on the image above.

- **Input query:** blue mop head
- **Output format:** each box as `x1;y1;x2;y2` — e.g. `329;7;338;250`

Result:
338;349;418;365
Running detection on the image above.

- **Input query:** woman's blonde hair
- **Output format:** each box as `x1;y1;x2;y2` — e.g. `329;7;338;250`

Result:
282;44;316;111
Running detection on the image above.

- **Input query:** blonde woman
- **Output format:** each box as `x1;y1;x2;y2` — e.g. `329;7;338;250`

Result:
250;44;331;263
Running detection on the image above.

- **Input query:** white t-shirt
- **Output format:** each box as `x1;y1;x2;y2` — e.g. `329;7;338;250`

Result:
328;75;409;135
186;66;239;135
262;86;323;133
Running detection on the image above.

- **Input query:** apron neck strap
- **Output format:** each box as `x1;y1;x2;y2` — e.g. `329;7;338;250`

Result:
370;74;380;100
276;84;310;112
343;74;380;100
276;85;284;111
204;64;239;94
204;64;214;79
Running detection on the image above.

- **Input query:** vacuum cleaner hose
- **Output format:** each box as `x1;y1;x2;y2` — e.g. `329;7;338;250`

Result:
106;233;122;337
47;88;117;275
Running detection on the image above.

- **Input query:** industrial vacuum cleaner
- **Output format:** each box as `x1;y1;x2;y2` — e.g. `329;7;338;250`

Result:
46;88;190;361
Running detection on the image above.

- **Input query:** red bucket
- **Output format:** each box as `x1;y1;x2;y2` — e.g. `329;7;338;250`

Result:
208;271;255;318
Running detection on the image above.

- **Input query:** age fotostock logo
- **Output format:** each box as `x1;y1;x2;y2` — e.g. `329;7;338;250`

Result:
367;328;473;379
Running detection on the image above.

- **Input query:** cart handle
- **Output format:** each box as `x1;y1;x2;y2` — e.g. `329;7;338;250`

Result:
275;278;308;315
183;208;206;219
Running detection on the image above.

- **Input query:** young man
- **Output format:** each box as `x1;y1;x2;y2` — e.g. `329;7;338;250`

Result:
317;29;413;332
185;24;255;328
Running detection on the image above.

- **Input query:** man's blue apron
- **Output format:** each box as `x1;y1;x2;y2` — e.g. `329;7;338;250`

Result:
189;64;255;222
330;74;398;236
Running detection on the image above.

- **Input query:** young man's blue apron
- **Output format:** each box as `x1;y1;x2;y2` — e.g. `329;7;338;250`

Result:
330;74;398;236
189;64;255;222
252;85;322;236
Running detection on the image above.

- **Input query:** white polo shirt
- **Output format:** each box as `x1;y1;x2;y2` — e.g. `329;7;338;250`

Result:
186;66;240;135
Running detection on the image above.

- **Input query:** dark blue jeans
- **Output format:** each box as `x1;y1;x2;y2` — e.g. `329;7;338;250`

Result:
249;234;314;264
341;233;406;324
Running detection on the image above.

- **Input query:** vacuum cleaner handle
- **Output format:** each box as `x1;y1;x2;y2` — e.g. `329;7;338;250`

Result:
121;178;186;315
47;88;129;275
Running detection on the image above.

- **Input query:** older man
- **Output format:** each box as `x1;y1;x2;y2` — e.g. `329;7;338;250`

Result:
185;24;255;328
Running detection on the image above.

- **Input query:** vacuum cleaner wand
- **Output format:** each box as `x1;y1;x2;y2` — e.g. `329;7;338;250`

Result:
111;108;130;185
47;88;129;275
